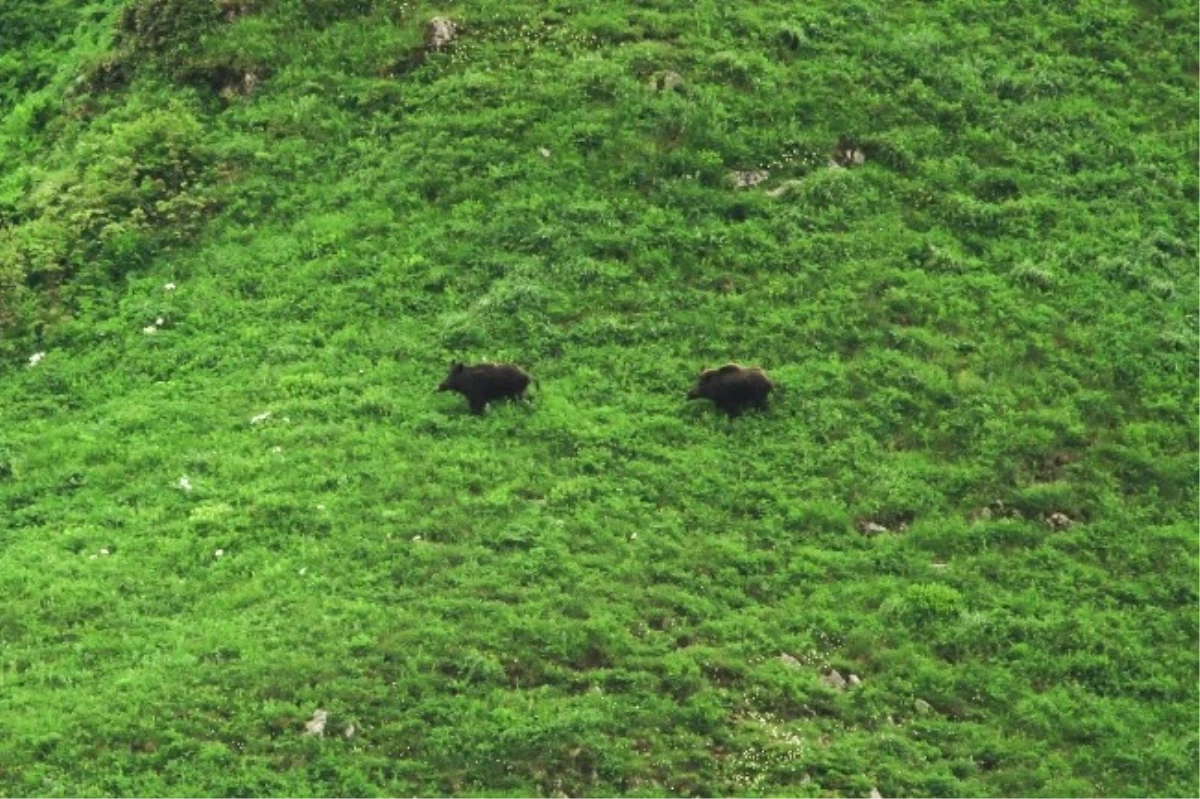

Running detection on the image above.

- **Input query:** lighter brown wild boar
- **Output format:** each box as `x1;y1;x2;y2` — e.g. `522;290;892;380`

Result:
437;362;534;415
686;363;774;417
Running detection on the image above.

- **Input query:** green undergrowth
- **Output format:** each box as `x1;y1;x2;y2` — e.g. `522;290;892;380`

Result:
0;0;1197;796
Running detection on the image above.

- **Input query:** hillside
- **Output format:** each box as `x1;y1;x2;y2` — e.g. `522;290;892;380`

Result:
0;0;1197;796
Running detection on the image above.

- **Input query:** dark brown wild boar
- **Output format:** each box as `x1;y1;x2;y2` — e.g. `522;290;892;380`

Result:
437;362;534;415
686;363;774;417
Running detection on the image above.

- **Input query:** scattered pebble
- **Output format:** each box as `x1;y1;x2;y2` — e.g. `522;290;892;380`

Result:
28;352;45;367
316;504;326;511
870;788;883;799
250;411;272;425
155;317;164;326
778;652;803;670
143;325;158;335
298;567;307;576
303;709;328;737
89;554;98;560
214;548;225;558
163;282;177;291
271;446;283;454
914;698;934;714
178;476;193;492
99;548;110;556
538;147;552;158
344;724;356;739
848;673;862;687
412;535;422;542
630;532;637;540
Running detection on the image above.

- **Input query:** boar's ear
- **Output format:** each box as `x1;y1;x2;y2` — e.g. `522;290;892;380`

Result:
451;362;464;373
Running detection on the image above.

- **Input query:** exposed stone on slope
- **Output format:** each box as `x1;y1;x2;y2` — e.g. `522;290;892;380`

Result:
648;70;684;92
729;169;769;188
1046;511;1074;530
303;709;327;737
820;668;848;691
425;17;458;50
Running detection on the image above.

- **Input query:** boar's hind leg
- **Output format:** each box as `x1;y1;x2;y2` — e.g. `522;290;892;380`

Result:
468;396;487;415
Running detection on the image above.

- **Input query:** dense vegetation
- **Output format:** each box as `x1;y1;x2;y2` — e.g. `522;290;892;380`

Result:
0;0;1196;795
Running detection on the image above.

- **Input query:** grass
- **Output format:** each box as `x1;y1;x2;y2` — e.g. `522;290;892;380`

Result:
0;0;1197;795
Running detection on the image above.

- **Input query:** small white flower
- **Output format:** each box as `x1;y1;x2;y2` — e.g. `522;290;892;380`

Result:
538;147;551;158
250;411;272;425
412;535;422;542
143;325;158;335
163;282;177;291
178;476;193;491
630;532;638;540
214;548;225;558
298;567;307;576
28;352;45;367
155;317;164;326
99;548;110;556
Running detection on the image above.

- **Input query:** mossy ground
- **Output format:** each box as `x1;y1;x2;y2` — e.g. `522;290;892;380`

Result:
0;0;1197;796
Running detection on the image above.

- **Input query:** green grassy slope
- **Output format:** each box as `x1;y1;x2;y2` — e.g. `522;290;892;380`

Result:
0;0;1197;796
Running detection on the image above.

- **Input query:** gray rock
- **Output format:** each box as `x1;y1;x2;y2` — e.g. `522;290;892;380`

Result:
303;709;327;737
914;698;933;715
729;169;769;189
765;179;805;198
779;652;803;670
856;520;888;536
848;673;862;687
843;148;866;166
870;788;883;799
833;139;866;167
820;668;848;692
1046;511;1073;530
425;17;458;49
648;70;684;92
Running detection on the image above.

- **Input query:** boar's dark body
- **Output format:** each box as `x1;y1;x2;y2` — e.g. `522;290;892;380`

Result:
687;363;774;417
437;362;533;414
